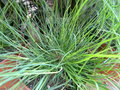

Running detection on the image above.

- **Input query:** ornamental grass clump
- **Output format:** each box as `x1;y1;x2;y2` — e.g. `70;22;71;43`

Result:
0;0;120;89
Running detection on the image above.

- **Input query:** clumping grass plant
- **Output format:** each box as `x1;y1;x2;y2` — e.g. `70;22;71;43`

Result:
0;0;120;89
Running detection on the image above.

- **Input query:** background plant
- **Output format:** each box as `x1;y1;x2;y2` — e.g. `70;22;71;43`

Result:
0;0;120;89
